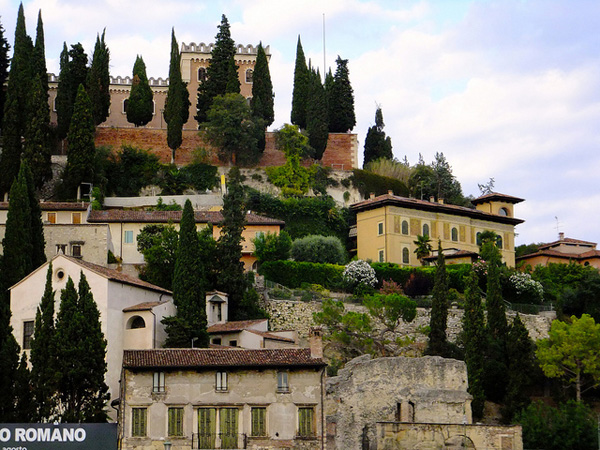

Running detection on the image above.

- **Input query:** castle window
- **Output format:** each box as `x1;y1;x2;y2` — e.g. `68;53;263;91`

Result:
198;67;207;82
246;68;253;83
122;98;129;114
422;223;429;237
401;220;409;235
402;247;410;264
451;227;458;242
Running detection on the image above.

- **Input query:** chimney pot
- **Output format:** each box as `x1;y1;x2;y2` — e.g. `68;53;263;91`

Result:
429;196;435;203
439;198;444;204
559;232;565;240
388;190;394;195
369;193;375;199
309;327;323;359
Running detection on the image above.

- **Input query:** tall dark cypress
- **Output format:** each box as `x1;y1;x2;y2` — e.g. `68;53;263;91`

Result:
363;106;393;165
290;36;309;129
33;11;48;98
55;43;71;139
426;240;449;356
14;352;35;422
0;18;10;130
306;68;329;160
196;15;237;124
126;55;154;127
250;42;274;126
87;30;111;126
23;76;52;188
328;56;356;132
23;162;46;269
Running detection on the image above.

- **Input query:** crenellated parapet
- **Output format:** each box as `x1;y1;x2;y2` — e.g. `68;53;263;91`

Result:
109;75;169;87
181;42;270;55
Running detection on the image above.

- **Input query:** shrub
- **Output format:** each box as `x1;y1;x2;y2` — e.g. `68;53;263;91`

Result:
403;271;434;297
351;169;410;199
291;235;347;264
343;260;378;288
180;163;218;191
506;272;544;304
105;145;161;197
259;260;344;289
252;231;292;263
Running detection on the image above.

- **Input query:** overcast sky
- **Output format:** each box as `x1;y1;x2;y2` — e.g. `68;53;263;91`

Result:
2;0;600;247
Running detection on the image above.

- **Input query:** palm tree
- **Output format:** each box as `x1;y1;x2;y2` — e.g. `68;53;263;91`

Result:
413;234;433;265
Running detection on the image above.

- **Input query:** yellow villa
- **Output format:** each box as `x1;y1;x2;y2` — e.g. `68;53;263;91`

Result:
350;192;524;267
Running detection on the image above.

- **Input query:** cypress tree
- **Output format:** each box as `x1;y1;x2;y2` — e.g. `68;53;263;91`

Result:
328;56;356;132
30;263;57;421
14;352;35;422
164;29;190;162
126;55;154;127
23;76;52;188
306;68;329;159
23;162;46;269
61;84;96;199
225;55;240;94
324;68;334;125
87;30;111;126
290;36;309;129
250;42;274;126
363;106;393;165
0;18;9;130
163;200;209;348
462;268;486;420
33;11;48;99
55;43;71;139
0;333;20;422
426;240;449;356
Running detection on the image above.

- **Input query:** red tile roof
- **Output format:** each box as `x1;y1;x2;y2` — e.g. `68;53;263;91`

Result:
471;192;524;205
516;248;600;262
88;209;284;226
207;319;268;333
0;201;89;211
123;301;164;312
123;348;326;369
248;330;296;343
538;237;597;250
350;194;524;225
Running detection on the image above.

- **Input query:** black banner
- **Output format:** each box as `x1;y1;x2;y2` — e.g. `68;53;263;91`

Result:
0;423;117;449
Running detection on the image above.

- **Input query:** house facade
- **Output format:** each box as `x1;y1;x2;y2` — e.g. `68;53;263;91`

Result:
120;345;326;450
517;232;600;269
351;192;524;267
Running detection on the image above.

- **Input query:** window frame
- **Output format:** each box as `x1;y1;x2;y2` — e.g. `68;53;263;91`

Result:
451;227;458;242
131;407;148;437
297;406;315;437
47;212;57;224
245;68;253;83
378;249;384;263
124;230;134;244
401;220;409;235
277;371;289;393
153;371;165;393
168;407;184;437
377;222;384;235
422;223;429;237
71;244;82;258
250;407;267;437
216;371;228;392
23;320;34;350
402;247;410;264
72;212;81;224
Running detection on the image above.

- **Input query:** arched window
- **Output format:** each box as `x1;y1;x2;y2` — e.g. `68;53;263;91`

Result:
122;98;129;114
422;224;429;237
476;232;482;246
401;220;409;235
498;207;509;216
402;247;410;264
451;227;458;242
246;69;253;83
127;316;146;329
496;235;503;249
198;67;207;82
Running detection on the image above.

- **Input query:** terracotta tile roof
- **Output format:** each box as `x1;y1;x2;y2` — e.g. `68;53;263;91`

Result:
61;256;172;295
423;250;478;261
538;237;597;250
123;348;326;369
123;301;164;312
207;319;268;333
88;209;284;226
0;201;89;211
516;248;600;262
471;192;524;205
350;194;524;225
248;330;296;343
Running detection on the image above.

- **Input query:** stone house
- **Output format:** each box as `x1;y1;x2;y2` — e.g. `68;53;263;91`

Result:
350;192;524;267
9;254;175;418
119;341;327;450
516;232;600;269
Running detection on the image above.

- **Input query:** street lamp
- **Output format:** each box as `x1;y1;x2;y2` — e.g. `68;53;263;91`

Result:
163;440;172;450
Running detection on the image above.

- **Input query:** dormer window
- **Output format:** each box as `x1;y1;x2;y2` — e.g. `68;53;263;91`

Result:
498;207;509;216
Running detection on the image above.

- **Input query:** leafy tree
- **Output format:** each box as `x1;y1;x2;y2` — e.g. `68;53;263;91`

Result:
461;268;485;420
314;294;416;361
196;15;238;124
87;30;110;125
164;29;190;162
306;67;329;159
60;84;96;199
408;153;468;206
413;234;432;264
204;93;264;165
250;42;274;126
54;274;109;422
363;106;393;165
30;263;57;421
163;200;209;348
537;314;600;401
426;241;449;356
266;124;312;196
291;235;346;265
290;36;309;129
137;224;178;290
252;231;291;263
105;145;161;197
127;55;154;127
0;18;10;130
328;56;355;132
275;123;312;159
515;242;541;258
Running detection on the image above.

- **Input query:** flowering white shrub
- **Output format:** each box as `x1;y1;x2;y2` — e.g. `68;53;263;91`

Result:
343;260;377;287
509;272;544;302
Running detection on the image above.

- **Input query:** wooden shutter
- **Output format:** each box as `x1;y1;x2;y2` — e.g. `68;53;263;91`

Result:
197;408;216;449
220;408;238;448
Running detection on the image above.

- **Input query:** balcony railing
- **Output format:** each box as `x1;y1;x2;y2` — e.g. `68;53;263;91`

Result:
192;433;247;449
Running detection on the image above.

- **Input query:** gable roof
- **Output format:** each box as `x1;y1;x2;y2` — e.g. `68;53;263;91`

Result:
516;248;600;263
123;348;326;369
123;301;164;312
207;319;268;333
538;237;597;250
350;193;524;225
471;192;525;205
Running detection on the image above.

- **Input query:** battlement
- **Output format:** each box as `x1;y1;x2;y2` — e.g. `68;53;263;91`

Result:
181;42;270;55
109;75;169;87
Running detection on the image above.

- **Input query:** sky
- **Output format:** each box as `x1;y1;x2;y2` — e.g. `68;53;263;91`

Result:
2;0;600;247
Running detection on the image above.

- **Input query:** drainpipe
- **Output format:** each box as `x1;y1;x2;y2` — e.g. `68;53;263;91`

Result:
320;367;325;450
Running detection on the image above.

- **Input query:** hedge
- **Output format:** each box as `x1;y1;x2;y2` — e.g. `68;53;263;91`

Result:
259;260;344;289
372;262;470;293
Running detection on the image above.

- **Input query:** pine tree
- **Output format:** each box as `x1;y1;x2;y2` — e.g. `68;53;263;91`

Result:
328;56;356;132
250;42;274;126
23;76;52;188
55;274;109;422
164;29;190;162
87;30;111;126
61;84;96;199
0;18;10;130
363;106;393;165
462;268;486;420
126;55;154;127
426;241;449;356
290;36;309;129
30;263;57;421
306;68;329;159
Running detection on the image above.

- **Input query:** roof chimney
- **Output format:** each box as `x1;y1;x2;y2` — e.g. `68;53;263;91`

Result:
388;190;394;195
559;232;565;241
309;327;323;359
438;198;444;205
369;193;375;200
429;196;435;203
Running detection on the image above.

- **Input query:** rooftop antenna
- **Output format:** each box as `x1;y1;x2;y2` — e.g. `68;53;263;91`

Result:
554;216;563;237
323;13;326;79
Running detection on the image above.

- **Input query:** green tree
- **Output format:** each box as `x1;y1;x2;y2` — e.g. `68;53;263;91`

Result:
54;274;109;422
196;15;238;124
137;224;179;290
204;93;264;165
250;42;274;126
306;68;329;159
328;56;355;132
163;200;209;348
61;84;96;199
408;153;468;205
0;18;10;129
30;263;57;421
32;10;48;99
23;162;46;269
291;235;346;265
267;124;312;196
461;268;486;420
252;231;292;264
413;234;432;265
86;30;110;126
290;36;309;129
426;241;449;356
14;352;35;422
363;106;393;165
23;75;52;188
127;55;154;127
56;43;89;140
164;29;190;162
537;314;600;401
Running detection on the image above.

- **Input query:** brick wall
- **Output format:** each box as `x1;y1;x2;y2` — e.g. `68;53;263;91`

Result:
94;128;358;169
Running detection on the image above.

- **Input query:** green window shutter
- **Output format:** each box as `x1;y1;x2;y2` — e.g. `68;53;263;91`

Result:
220;408;238;448
198;408;216;449
132;408;147;437
298;407;314;437
168;407;184;436
251;407;266;436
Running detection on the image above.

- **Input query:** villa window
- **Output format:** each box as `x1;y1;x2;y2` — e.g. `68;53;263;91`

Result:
23;320;34;350
378;250;384;263
132;407;147;437
451;227;458;242
378;222;384;235
496;236;503;249
402;247;410;264
153;371;165;393
476;232;482;246
246;68;253;83
229;340;237;347
47;212;56;224
124;230;134;244
401;220;409;235
72;213;81;224
277;371;289;393
212;338;222;345
216;371;228;392
298;407;315;437
422;223;429;237
168;407;184;437
129;316;146;329
251;407;267;436
498;207;509;216
71;244;82;258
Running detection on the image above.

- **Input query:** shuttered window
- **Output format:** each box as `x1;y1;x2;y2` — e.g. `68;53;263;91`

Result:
251;407;266;436
298;407;314;437
168;407;184;436
132;407;147;437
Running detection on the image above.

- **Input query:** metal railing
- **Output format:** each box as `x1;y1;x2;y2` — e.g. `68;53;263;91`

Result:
192;432;247;449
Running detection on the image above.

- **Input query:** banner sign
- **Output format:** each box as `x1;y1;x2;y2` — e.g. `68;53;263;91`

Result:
0;423;117;449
